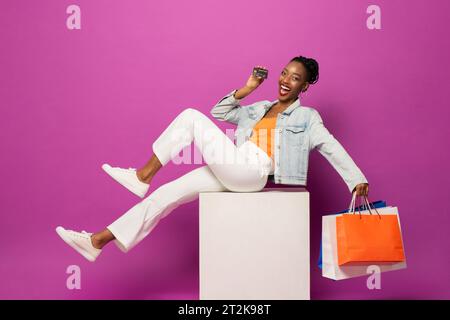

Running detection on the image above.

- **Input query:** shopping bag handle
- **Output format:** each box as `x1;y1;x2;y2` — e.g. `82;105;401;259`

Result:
348;192;363;218
362;195;382;219
348;192;381;219
348;191;357;212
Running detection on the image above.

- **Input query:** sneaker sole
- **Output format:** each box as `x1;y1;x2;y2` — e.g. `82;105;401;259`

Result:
102;164;147;198
55;227;97;262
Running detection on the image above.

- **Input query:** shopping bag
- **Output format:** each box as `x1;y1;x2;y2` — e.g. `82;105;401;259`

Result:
337;195;405;265
321;194;406;280
317;199;387;270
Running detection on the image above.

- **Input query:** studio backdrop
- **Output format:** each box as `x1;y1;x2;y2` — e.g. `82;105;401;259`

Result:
1;0;449;299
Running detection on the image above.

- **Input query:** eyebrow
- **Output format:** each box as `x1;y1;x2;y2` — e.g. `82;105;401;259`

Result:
283;68;301;77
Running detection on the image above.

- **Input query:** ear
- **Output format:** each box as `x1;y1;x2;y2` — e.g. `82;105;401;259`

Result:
302;83;309;92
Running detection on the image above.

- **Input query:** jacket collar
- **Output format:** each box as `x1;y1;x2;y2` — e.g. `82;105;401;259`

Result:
265;96;302;115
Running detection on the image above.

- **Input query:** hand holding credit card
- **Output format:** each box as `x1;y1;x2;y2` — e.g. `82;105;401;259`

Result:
244;65;268;91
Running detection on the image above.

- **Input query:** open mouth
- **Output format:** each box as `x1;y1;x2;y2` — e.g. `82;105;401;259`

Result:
279;84;291;96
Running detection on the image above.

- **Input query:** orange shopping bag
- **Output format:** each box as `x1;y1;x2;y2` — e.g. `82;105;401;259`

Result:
336;194;405;266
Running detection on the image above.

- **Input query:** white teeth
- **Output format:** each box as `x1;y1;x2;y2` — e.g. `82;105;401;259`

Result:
281;85;291;91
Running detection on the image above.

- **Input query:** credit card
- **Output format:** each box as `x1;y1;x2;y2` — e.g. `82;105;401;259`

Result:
253;67;268;79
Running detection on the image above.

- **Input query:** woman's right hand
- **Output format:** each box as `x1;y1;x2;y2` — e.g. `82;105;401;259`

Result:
245;65;267;90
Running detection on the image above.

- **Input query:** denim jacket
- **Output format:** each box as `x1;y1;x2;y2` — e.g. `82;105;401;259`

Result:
210;89;368;193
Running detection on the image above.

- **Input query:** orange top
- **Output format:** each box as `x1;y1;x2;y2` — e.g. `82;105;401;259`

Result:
249;116;277;158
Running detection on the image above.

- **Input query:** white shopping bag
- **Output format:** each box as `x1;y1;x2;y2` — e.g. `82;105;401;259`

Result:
322;195;407;280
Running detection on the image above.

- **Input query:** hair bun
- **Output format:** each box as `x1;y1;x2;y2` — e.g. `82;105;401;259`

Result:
290;55;319;85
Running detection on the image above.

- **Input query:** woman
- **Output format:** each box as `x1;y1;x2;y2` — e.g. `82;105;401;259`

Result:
56;55;369;262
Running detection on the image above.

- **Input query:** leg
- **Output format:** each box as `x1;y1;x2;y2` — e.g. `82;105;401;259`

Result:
92;109;271;251
143;107;268;191
94;165;229;252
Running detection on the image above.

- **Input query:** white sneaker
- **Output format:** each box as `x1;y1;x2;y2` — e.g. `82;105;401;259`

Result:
55;226;102;262
101;163;149;198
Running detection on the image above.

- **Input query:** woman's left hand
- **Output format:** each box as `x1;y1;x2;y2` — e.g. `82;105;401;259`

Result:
353;183;369;196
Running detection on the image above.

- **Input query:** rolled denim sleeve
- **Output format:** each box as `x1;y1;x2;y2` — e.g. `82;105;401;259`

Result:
309;109;368;193
210;89;243;125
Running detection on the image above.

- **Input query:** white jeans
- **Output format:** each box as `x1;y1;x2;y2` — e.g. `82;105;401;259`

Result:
107;108;274;252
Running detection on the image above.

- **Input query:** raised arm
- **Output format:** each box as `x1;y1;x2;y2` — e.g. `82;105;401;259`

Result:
211;66;267;125
210;87;252;124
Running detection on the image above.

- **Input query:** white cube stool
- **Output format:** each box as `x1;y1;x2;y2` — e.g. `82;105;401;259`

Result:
199;187;310;300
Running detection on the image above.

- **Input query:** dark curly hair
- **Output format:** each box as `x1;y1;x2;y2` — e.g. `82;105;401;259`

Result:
290;56;319;85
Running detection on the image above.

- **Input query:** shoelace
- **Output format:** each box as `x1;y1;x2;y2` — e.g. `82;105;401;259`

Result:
115;167;137;172
67;230;91;239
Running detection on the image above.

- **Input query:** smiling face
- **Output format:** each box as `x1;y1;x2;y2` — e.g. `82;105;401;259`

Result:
278;61;310;103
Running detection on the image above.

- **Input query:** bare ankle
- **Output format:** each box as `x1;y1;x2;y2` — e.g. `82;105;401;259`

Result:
136;170;152;184
91;235;105;249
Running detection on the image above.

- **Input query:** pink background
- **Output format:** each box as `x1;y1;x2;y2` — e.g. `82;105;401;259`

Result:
1;0;449;299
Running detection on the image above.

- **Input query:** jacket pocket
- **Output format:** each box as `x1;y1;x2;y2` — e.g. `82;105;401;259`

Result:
284;125;306;148
285;127;305;133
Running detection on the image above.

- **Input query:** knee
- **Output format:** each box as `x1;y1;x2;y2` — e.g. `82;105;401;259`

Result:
181;107;202;117
179;108;209;124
